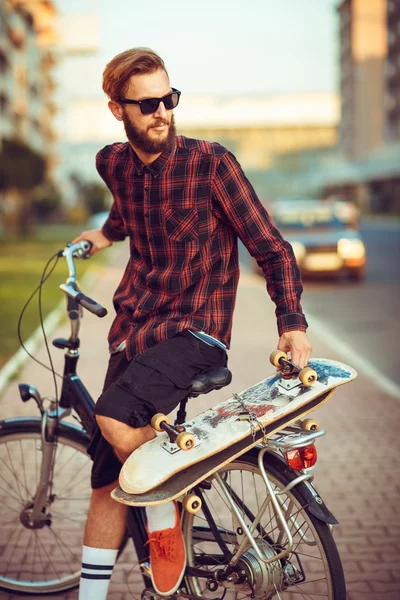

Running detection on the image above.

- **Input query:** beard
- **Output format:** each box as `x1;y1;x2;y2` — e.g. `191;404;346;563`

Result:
122;111;176;155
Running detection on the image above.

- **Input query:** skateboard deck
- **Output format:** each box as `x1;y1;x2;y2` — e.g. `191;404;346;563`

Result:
113;388;335;507
117;358;357;499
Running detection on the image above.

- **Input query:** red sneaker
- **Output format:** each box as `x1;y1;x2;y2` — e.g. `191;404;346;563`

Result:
145;502;186;596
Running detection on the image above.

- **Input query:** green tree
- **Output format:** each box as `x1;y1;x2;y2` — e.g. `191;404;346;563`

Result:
32;181;63;222
69;173;109;215
0;138;46;236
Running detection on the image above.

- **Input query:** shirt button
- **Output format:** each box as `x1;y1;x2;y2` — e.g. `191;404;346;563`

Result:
144;212;149;217
144;187;149;192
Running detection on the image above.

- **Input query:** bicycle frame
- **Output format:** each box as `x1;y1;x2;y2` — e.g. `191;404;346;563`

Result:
16;242;339;595
58;348;153;585
16;243;153;587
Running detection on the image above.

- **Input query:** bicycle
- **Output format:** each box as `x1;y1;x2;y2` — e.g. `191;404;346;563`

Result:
0;241;346;598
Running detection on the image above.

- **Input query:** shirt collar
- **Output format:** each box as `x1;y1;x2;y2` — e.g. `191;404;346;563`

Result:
128;139;176;178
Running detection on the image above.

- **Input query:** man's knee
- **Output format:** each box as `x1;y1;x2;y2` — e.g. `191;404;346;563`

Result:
96;414;155;458
91;480;119;504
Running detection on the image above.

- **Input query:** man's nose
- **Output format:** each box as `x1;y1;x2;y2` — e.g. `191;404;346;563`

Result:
154;101;168;119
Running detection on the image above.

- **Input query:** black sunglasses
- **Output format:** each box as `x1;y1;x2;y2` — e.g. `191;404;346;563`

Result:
118;88;181;115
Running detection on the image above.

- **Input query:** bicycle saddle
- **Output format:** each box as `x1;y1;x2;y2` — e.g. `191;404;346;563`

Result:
189;367;232;397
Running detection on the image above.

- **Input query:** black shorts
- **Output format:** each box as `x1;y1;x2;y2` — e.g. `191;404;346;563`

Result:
88;330;227;489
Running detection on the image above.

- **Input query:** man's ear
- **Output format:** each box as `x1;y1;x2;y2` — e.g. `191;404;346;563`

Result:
108;100;124;121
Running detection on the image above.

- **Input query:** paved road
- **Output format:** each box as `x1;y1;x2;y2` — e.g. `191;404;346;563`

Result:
241;217;400;386
303;219;400;386
1;243;399;599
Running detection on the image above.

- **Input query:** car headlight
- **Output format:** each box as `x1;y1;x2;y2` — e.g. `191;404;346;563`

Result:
334;202;359;224
290;241;306;261
337;238;365;259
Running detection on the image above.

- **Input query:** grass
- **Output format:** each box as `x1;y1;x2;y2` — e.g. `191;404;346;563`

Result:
0;225;106;369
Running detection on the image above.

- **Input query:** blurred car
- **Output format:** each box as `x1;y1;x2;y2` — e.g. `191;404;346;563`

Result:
269;197;366;281
86;210;110;229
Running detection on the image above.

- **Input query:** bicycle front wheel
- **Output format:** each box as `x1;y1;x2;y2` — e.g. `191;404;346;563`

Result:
183;451;346;599
0;418;92;594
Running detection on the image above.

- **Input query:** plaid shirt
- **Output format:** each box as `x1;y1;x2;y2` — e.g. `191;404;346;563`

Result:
98;136;308;359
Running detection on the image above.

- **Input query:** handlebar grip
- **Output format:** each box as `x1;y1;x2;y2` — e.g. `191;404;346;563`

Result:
75;292;108;317
59;284;107;317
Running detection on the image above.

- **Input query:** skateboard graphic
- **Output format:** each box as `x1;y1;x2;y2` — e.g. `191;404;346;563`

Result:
113;354;357;507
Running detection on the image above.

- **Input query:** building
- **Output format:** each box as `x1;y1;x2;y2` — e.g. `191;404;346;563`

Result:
0;0;59;233
386;0;400;142
0;0;58;167
338;0;388;161
178;93;338;172
56;91;339;202
323;0;400;213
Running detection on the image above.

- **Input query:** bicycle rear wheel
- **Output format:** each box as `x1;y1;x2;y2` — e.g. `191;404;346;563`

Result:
0;418;92;594
182;450;346;599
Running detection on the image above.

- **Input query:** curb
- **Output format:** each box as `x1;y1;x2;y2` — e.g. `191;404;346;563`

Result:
0;270;98;398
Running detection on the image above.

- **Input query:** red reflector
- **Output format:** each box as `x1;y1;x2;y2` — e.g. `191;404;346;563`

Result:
286;444;318;469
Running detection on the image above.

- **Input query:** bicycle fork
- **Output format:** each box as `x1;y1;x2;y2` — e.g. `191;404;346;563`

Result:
18;384;71;529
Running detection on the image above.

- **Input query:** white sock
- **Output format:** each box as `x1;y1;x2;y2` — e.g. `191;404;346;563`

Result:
146;501;176;532
79;545;118;600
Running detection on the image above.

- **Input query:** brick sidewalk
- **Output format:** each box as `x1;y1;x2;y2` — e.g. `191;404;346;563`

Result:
1;248;399;599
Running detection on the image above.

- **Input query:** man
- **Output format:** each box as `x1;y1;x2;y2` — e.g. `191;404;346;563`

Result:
74;47;312;599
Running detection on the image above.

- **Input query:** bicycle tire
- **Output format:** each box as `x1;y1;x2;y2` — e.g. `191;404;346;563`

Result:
0;417;93;594
182;450;346;599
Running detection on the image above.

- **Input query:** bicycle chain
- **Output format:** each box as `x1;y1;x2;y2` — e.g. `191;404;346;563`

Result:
232;392;268;446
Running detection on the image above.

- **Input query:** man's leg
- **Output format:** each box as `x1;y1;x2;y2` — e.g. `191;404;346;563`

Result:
84;420;156;546
81;333;227;598
79;420;155;600
79;482;124;599
94;416;183;597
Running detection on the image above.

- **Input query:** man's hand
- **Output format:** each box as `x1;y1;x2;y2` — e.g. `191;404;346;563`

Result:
277;331;312;369
72;229;113;256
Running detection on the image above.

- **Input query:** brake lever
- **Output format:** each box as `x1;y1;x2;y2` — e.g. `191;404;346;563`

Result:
63;240;93;259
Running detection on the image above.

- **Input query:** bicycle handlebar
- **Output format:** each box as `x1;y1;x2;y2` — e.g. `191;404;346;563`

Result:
59;284;108;318
59;241;108;318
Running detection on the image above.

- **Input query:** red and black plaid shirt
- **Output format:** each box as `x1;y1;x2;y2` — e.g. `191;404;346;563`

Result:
98;136;307;359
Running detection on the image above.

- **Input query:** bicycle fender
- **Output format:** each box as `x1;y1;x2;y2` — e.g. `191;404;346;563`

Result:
247;446;339;526
0;417;90;448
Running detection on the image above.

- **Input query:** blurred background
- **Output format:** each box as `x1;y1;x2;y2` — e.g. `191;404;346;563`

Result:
0;0;399;385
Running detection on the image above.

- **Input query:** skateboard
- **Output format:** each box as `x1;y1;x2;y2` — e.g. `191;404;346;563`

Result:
114;356;357;503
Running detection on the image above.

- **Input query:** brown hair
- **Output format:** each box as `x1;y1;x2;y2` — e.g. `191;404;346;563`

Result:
102;47;168;100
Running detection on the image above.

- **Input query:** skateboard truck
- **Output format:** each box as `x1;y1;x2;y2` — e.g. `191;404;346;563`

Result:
151;413;196;451
269;351;318;391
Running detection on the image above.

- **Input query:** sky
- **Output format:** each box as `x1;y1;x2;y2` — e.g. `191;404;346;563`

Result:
56;0;340;97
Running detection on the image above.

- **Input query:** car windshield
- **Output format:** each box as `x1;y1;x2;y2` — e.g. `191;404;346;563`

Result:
271;198;356;230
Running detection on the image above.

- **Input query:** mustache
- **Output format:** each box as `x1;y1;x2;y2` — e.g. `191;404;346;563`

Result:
150;119;169;128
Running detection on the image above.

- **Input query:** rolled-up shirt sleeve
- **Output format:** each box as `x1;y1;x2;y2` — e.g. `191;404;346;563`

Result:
212;151;308;334
101;201;127;242
96;150;127;242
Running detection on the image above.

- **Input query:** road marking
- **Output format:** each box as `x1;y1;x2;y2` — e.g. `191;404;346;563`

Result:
306;311;400;400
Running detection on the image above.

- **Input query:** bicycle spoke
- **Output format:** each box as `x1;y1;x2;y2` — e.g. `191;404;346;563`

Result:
286;587;329;598
184;460;340;600
0;430;91;593
3;517;26;577
0;480;26;507
0;452;32;501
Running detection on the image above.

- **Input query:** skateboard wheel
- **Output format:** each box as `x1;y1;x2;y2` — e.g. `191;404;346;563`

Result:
301;418;319;431
176;432;195;451
151;413;169;432
298;367;318;387
183;494;202;513
270;350;287;368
